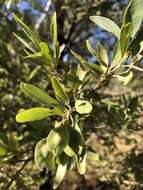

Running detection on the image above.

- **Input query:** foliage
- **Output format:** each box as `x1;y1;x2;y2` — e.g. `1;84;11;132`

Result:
1;0;143;190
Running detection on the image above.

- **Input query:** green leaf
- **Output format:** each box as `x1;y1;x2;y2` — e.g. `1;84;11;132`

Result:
40;42;52;60
13;33;35;53
50;12;58;47
76;64;87;81
71;50;104;75
120;23;133;57
16;107;59;123
51;77;69;104
75;100;92;114
0;140;7;156
13;13;41;48
28;66;40;81
35;138;47;168
86;39;97;57
129;26;143;55
97;43;109;66
41;145;55;170
46;126;69;155
90;16;121;39
20;82;59;106
123;0;143;37
113;71;133;85
53;164;67;189
66;127;83;156
34;138;55;170
131;0;143;37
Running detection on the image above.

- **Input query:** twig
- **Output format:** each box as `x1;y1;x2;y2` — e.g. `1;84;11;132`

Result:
123;65;143;72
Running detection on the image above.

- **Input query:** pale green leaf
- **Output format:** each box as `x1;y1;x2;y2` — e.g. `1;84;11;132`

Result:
53;164;67;189
20;82;59;105
71;50;104;74
50;12;58;46
123;0;143;37
120;23;133;57
97;43;109;66
13;13;41;48
90;16;121;39
51;77;69;104
77;152;86;175
16;107;58;123
46;126;69;155
113;71;133;85
13;33;35;53
34;138;47;168
75;100;92;114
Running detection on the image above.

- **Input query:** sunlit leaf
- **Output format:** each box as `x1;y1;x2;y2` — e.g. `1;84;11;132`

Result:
90;16;121;39
46;126;69;155
53;164;67;189
113;71;133;85
75;100;92;114
51;77;69;104
20;82;59;105
77;152;86;175
16;107;60;123
13;13;41;48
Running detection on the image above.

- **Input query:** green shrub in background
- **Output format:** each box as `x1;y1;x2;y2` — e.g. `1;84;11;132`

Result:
1;0;143;189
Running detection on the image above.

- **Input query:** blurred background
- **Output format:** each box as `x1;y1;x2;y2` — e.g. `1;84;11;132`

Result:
1;0;143;189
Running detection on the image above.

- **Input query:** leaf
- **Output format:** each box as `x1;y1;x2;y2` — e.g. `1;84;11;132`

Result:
53;164;67;189
123;0;132;25
86;39;97;57
123;0;143;37
13;33;35;53
113;71;133;85
71;50;104;74
77;152;86;175
20;82;59;106
34;138;50;168
75;100;92;114
97;43;109;66
16;107;59;123
66;127;83;156
131;0;143;37
13;13;41;48
28;66;40;81
0;140;7;156
120;23;133;57
76;64;87;81
90;16;121;39
111;42;122;69
40;42;52;60
86;40;108;66
50;12;58;47
129;26;143;55
41;145;55;170
46;126;69;155
51;77;69;104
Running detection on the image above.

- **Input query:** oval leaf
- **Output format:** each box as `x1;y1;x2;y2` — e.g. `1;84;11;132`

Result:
75;100;92;114
16;108;55;123
46;126;69;155
90;16;121;39
20;82;59;106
